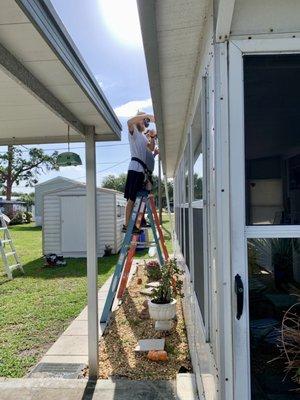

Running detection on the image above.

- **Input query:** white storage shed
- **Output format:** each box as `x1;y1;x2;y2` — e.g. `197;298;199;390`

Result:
43;184;126;257
35;177;79;226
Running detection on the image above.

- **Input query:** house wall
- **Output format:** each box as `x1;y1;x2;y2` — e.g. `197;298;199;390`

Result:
231;0;300;37
166;1;300;399
35;178;76;226
172;3;224;399
43;186;125;257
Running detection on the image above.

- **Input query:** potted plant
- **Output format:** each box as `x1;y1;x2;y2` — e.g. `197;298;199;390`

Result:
148;258;183;331
104;244;112;257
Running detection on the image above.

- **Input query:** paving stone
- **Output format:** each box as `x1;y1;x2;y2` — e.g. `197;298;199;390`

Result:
75;307;88;321
176;373;198;400
140;287;154;296
28;363;85;379
46;335;88;356
135;338;165;352
40;355;88;364
63;320;87;336
146;281;161;288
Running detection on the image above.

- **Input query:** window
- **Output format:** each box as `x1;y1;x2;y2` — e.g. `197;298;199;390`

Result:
247;237;300;397
191;93;206;313
193;207;204;315
244;55;300;225
193;152;203;201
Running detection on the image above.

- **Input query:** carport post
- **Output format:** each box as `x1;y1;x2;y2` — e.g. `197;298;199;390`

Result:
85;130;99;379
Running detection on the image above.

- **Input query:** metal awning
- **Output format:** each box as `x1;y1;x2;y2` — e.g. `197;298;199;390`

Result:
0;0;122;145
0;0;123;380
137;0;207;177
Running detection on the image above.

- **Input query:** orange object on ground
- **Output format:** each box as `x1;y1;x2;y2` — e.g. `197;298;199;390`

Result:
147;350;168;362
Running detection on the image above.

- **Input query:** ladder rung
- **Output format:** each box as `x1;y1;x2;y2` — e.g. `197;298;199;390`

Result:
5;251;16;257
9;264;21;271
2;240;12;244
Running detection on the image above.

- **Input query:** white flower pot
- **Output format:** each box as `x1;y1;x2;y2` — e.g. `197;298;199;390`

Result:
148;299;177;331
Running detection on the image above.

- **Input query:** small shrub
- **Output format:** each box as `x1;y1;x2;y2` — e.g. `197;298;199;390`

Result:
10;211;26;225
151;258;184;304
146;260;161;282
24;211;32;223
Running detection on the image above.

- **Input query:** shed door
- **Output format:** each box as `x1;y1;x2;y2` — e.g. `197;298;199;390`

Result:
61;196;86;253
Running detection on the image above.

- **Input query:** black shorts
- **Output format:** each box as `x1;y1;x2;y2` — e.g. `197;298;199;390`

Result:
124;170;145;201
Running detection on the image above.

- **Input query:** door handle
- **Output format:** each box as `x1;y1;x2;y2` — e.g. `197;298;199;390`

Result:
235;274;244;320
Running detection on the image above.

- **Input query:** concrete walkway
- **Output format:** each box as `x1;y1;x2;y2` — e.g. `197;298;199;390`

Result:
0;378;176;400
37;260;139;368
39;275;113;366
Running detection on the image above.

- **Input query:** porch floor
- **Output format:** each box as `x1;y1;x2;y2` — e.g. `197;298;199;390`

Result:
0;378;177;400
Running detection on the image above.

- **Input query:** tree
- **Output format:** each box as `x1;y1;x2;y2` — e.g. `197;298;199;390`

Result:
102;173;127;193
152;175;173;208
193;173;202;199
0;146;58;202
19;192;35;211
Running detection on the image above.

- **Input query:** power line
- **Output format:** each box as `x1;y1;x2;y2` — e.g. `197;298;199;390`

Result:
0;143;130;154
11;158;130;187
77;158;130;180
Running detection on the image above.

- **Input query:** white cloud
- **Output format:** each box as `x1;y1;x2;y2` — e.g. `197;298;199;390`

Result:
114;98;153;118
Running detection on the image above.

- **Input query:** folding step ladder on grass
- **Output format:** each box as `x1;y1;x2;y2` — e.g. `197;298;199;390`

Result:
100;190;169;324
0;213;23;279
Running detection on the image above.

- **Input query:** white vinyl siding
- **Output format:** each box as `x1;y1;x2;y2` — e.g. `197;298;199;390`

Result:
35;177;77;226
43;185;125;257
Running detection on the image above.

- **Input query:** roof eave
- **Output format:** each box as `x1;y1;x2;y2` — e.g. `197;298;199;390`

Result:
137;0;168;176
16;0;122;139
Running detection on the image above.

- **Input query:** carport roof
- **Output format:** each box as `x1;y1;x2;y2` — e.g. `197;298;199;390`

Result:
0;0;122;145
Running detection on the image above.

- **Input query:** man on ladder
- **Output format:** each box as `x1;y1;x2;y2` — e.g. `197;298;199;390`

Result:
101;111;167;324
122;111;156;234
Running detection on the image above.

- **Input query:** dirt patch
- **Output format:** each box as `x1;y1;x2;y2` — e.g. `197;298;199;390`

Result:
98;262;192;380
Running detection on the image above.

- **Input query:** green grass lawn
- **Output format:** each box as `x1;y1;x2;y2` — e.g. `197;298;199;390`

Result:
0;213;173;378
0;224;118;378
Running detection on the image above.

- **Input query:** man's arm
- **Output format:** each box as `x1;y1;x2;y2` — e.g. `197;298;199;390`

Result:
127;114;155;133
147;138;155;152
146;130;157;151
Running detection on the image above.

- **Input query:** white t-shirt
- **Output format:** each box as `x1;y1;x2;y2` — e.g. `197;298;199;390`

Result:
128;125;148;173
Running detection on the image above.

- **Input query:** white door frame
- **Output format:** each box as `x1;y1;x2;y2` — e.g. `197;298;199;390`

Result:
229;37;300;399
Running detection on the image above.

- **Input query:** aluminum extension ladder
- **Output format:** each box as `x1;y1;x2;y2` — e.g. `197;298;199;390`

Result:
100;190;169;324
0;213;23;279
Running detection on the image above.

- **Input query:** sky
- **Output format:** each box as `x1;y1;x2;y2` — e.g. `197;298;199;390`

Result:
7;0;155;193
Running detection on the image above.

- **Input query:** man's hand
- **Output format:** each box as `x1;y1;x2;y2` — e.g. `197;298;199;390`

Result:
148;129;157;138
